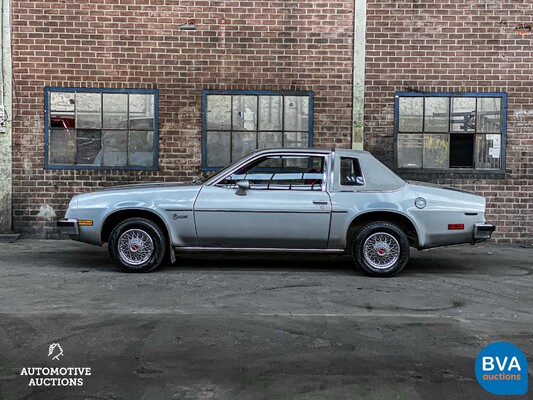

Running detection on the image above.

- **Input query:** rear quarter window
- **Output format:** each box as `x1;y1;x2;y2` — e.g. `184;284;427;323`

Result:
340;157;365;186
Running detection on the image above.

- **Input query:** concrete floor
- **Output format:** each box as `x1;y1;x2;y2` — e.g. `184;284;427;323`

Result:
0;240;531;399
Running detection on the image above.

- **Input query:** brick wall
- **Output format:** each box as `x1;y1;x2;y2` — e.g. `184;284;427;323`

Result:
365;0;533;243
11;0;355;236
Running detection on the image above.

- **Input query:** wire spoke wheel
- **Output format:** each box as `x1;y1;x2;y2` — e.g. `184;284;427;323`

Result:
118;228;154;266
362;232;401;270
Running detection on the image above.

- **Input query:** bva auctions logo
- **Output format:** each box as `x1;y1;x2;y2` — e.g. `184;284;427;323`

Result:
48;343;64;361
475;341;528;395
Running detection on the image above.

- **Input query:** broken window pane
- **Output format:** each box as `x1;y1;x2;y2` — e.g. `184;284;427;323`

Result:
206;131;231;167
50;114;75;129
76;93;101;129
425;97;449;132
397;134;422;168
451;97;476;132
477;97;501;133
423;134;449;169
399;97;423;132
258;96;282;131
284;96;309;131
258;132;282;149
232;132;256;162
102;130;127;166
128;131;154;167
206;95;231;130
475;134;501;170
232;96;257;131
103;93;128;129
49;128;76;165
77;129;101;165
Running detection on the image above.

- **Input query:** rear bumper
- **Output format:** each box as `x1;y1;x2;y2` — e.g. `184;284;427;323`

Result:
57;218;78;235
473;222;495;243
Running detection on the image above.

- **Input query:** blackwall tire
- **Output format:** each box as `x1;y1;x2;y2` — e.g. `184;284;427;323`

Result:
108;217;167;273
353;221;410;277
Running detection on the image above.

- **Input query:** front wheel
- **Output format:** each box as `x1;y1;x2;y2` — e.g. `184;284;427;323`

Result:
353;221;410;277
108;218;167;273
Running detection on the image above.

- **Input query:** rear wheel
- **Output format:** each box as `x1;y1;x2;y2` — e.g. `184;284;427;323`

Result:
108;217;167;273
353;221;410;277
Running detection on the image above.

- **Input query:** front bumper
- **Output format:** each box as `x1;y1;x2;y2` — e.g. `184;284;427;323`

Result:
57;218;79;235
473;222;495;243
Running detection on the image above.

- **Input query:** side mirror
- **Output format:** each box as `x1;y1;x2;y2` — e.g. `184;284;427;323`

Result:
235;180;250;196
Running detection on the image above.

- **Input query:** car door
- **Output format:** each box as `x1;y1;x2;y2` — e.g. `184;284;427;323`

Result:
194;153;332;249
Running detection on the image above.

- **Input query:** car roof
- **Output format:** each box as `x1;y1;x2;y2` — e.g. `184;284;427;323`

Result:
250;147;371;156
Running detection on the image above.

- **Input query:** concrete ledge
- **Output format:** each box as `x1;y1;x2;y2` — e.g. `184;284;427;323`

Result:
0;233;22;243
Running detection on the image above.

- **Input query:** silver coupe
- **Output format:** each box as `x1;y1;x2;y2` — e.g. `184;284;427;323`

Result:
57;148;495;276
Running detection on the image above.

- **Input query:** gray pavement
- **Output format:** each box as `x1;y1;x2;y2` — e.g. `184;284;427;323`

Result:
0;240;532;399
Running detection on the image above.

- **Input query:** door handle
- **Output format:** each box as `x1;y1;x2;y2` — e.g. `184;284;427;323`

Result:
312;200;328;205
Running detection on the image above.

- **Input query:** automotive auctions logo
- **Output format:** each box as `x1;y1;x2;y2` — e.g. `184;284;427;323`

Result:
475;342;528;395
48;343;64;361
20;343;92;387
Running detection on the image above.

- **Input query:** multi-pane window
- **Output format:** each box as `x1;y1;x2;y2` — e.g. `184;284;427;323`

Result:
45;87;158;170
202;90;313;170
395;92;506;171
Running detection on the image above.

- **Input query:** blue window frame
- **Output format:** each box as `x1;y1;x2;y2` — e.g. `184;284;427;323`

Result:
201;90;314;171
44;87;158;170
394;92;507;173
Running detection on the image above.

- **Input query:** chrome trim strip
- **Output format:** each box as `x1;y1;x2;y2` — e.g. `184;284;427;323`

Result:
194;210;330;214
175;247;345;254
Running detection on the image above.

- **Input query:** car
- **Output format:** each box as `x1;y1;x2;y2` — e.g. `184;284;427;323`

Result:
57;148;495;276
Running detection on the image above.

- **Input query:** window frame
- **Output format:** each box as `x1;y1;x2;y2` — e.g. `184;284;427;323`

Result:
44;87;159;171
201;89;314;171
393;91;507;175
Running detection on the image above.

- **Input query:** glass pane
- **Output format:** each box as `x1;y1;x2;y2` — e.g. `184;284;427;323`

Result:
399;97;423;132
424;97;449;132
76;93;101;129
258;96;282;131
475;134;501;170
206;95;231;130
258;132;282;149
49;128;76;165
206;131;231;167
50;92;75;112
129;94;154;117
397;134;422;168
232;96;257;131
129;94;154;129
477;97;502;133
423;134;449;169
77;129;101;165
103;93;128;129
102;131;127;166
232;132;256;162
128;131;154;167
284;96;309;131
283;132;308;147
451;97;476;132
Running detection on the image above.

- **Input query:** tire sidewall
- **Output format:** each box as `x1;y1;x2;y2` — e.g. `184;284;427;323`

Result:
353;221;410;277
109;218;167;273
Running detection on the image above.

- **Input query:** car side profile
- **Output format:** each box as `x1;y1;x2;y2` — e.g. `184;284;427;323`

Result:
57;148;495;276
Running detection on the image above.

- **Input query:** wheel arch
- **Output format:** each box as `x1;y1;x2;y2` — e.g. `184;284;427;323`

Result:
101;208;171;245
346;211;419;252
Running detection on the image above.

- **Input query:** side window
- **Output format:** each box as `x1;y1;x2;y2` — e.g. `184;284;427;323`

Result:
340;157;364;186
217;155;325;191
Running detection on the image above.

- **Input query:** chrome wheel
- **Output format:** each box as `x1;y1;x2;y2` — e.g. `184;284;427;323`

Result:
118;229;154;266
362;232;400;270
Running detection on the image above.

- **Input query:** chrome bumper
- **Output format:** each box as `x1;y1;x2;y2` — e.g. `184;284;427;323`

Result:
57;218;78;235
473;222;495;243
